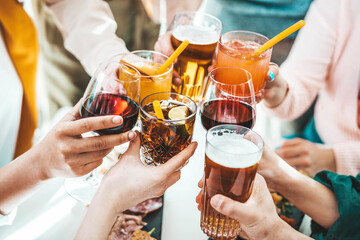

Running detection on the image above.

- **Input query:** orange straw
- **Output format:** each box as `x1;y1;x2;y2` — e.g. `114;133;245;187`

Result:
153;100;164;119
256;20;306;52
155;40;190;75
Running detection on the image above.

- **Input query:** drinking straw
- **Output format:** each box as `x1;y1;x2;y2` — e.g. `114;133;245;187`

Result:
256;20;305;52
153;100;164;119
120;59;152;76
155;40;190;75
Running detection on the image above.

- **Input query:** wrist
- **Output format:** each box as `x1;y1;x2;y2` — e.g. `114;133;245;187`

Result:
22;147;51;181
268;160;298;193
265;217;305;240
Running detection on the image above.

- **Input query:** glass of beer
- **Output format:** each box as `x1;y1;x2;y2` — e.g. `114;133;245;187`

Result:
216;31;272;102
121;50;173;101
200;67;256;130
200;125;264;240
169;11;222;103
140;92;197;166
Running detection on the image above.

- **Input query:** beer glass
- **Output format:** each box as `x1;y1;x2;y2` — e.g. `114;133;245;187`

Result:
216;31;272;102
121;50;173;101
200;125;264;240
140;92;197;166
200;67;256;130
168;11;222;103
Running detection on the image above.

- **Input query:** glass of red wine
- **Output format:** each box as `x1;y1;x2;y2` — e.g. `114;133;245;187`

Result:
64;61;141;204
200;67;256;130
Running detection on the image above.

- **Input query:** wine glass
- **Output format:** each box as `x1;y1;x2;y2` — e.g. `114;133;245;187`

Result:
64;61;141;204
200;67;256;130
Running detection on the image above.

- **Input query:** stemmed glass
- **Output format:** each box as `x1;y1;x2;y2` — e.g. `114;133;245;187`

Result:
64;61;141;204
200;67;256;130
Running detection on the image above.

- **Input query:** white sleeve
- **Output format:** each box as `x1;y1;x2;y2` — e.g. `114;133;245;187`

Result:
0;208;17;226
43;0;129;76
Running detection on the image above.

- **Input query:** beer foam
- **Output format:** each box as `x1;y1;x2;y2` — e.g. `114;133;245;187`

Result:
172;25;219;45
206;137;261;168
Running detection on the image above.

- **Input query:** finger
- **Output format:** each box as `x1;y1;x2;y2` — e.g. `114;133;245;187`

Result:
265;62;279;82
69;148;113;165
122;131;140;156
281;138;306;147
172;71;182;87
80;160;103;175
71;131;135;153
195;190;202;204
277;145;308;158
198;178;204;188
161;142;198;173
154;32;174;56
284;156;311;168
61;115;124;136
61;100;82;122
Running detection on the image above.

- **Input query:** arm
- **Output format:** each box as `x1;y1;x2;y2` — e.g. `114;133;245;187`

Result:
259;146;340;229
263;0;339;119
165;0;202;26
75;134;197;240
43;0;129;76
0;102;134;214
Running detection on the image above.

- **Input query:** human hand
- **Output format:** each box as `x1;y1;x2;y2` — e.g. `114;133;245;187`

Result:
98;133;198;213
263;63;288;108
32;101;135;179
154;32;182;87
276;138;335;176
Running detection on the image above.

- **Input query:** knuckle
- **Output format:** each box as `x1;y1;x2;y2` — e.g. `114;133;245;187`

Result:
54;125;65;137
93;138;107;150
79;120;91;133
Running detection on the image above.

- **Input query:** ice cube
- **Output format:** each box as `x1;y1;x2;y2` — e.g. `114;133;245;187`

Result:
160;100;170;109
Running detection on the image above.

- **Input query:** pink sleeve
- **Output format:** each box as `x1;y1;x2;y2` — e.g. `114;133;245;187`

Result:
44;0;129;76
265;0;339;120
333;142;360;176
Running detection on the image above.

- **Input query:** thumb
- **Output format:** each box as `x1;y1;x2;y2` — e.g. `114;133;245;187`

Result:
122;131;140;156
265;62;279;83
210;195;245;222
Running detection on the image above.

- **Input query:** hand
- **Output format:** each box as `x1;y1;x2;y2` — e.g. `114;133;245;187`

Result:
32;101;135;179
276;138;336;176
263;63;288;108
99;133;198;213
154;32;182;87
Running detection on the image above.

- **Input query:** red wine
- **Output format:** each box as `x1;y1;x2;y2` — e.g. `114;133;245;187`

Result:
81;93;139;135
200;99;255;130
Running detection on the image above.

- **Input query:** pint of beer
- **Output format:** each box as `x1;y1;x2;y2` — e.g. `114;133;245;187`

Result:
200;125;264;240
169;12;222;103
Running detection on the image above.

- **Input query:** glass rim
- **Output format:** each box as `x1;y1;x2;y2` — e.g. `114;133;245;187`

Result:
127;50;174;78
173;11;222;30
206;124;264;156
98;60;141;83
209;66;253;86
140;92;197;123
219;30;271;54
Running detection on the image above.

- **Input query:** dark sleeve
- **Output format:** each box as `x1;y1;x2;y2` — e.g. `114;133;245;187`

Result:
311;171;360;240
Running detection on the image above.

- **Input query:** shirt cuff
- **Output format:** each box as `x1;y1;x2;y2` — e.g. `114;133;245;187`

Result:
333;142;360;176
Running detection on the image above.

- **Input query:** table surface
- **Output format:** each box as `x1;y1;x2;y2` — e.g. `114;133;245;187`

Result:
0;111;293;240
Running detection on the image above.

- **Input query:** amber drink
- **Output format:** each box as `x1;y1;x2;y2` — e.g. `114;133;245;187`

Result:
216;31;272;102
200;125;264;240
140;92;197;166
169;12;222;102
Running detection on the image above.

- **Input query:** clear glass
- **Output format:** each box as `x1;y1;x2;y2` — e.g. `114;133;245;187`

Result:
64;61;141;204
216;31;272;102
200;67;256;131
200;125;264;240
121;50;173;102
140;92;197;166
168;11;222;103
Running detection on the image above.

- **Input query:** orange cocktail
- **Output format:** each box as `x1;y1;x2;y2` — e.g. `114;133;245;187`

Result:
122;50;173;101
216;31;272;101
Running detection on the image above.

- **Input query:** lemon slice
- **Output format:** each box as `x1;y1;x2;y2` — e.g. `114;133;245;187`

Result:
168;106;188;121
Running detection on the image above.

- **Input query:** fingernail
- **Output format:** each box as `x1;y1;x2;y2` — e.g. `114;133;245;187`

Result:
268;71;275;82
211;196;224;210
128;131;136;140
112;116;122;124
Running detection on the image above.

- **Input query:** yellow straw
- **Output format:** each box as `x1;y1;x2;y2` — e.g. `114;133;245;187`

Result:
155;40;190;75
153;100;164;120
256;20;306;52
